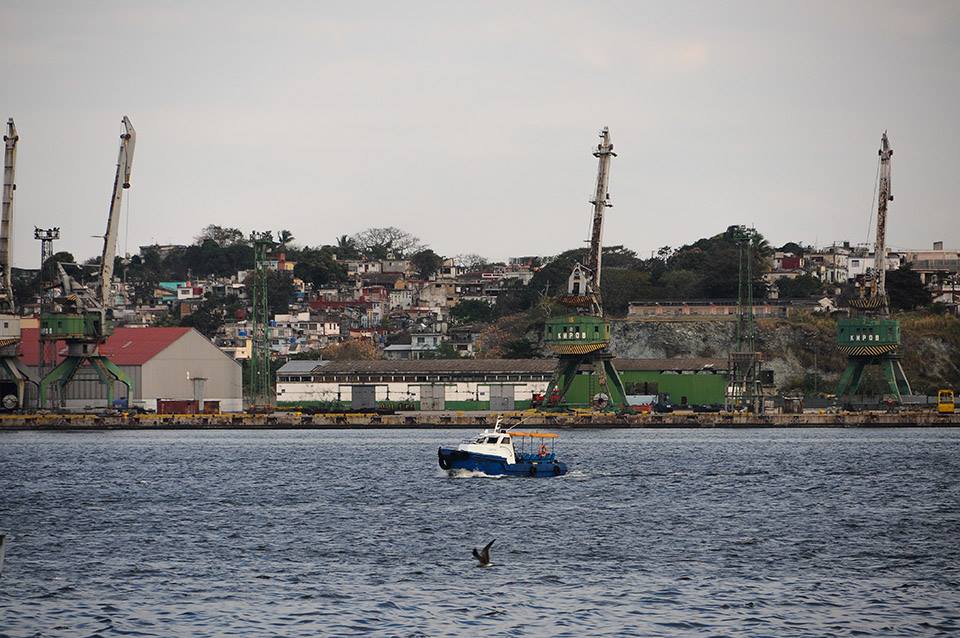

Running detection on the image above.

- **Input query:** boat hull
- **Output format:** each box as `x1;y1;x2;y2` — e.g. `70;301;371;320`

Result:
438;447;568;477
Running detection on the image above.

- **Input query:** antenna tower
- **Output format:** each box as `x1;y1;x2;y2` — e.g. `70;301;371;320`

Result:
249;231;275;407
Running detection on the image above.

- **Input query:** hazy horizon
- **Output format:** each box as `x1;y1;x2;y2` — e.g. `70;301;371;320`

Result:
4;1;959;268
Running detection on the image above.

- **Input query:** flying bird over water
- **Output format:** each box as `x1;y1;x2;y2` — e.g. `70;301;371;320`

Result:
472;539;495;566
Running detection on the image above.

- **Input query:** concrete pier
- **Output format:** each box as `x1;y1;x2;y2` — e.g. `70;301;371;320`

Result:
0;410;958;430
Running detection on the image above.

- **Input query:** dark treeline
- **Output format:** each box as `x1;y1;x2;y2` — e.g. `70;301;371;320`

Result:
497;225;776;316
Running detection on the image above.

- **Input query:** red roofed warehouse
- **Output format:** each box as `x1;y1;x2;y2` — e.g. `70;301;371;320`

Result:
20;327;242;411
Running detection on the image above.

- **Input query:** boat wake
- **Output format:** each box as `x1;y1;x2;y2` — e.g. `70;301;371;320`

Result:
446;469;504;479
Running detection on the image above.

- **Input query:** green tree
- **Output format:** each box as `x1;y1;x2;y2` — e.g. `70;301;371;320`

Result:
599;245;643;269
277;229;295;246
410;249;444;280
419;342;460;359
667;226;772;299
455;254;489;271
600;269;655;315
887;265;932;310
778;241;805;255
777;274;824;299
450;299;497;324
195;224;245;246
352;227;423;258
179;294;225;338
335;235;361;259
242;271;296;315
41;251;78;285
12;267;40;308
502;337;539;358
293;246;348;289
660;269;699;299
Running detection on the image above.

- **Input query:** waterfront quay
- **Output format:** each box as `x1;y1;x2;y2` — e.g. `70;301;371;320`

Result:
1;410;957;430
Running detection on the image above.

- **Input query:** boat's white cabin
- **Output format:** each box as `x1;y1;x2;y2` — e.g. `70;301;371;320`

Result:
458;428;517;464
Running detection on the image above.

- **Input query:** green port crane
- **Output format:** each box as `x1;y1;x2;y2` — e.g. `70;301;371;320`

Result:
541;127;628;411
835;132;911;401
38;117;137;408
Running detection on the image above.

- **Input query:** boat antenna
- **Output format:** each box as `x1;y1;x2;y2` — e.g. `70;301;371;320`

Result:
504;414;529;432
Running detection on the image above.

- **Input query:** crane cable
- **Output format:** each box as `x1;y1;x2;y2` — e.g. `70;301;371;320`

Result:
124;187;131;260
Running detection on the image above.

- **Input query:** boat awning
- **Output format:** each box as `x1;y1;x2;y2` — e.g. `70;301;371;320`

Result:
509;431;559;438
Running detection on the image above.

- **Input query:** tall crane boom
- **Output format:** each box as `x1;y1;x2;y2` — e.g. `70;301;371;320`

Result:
97;116;135;309
873;131;893;309
587;127;615;295
1;119;18;313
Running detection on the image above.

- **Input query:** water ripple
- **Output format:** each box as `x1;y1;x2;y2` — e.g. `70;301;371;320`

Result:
1;428;959;636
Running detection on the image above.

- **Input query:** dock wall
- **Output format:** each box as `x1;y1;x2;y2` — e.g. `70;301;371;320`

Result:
1;411;958;430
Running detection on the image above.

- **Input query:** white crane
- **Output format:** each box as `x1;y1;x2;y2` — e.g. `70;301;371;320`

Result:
0;119;25;411
53;116;136;313
97;115;136;309
1;118;18;313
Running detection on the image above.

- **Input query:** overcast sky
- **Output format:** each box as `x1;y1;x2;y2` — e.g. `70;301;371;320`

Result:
3;1;958;267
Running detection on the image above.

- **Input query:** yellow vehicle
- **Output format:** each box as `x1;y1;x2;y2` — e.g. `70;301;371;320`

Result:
938;389;955;414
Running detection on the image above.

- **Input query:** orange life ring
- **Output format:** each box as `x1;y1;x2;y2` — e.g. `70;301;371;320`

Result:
538;443;548;457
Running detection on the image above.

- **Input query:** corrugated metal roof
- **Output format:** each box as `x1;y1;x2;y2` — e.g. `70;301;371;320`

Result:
19;327;192;367
277;360;330;374
280;358;728;375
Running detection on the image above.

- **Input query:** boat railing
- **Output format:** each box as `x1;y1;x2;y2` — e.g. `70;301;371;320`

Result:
518;450;556;462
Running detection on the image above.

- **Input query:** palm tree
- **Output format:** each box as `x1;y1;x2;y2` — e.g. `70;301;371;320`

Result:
336;234;360;259
277;229;295;246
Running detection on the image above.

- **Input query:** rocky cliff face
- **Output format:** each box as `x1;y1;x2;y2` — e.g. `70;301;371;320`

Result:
607;314;960;394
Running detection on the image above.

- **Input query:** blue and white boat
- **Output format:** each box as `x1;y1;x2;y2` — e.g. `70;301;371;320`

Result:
438;417;568;477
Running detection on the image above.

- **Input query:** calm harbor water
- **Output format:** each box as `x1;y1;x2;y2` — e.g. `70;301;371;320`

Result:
1;428;958;637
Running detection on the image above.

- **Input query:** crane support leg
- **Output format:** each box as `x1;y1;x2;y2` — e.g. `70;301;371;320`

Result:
598;358;628;408
881;358;912;399
544;355;628;411
89;357;132;406
39;356;132;408
39;357;83;407
837;354;912;402
0;356;26;410
544;359;580;407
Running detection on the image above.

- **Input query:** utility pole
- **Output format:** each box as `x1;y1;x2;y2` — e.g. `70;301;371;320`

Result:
249;231;275;408
34;227;60;405
726;227;764;413
34;227;60;275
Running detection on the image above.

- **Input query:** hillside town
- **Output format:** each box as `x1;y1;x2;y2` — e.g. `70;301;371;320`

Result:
15;224;958;366
4;218;955;415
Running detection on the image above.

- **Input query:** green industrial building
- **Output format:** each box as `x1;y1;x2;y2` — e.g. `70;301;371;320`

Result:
276;358;728;411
